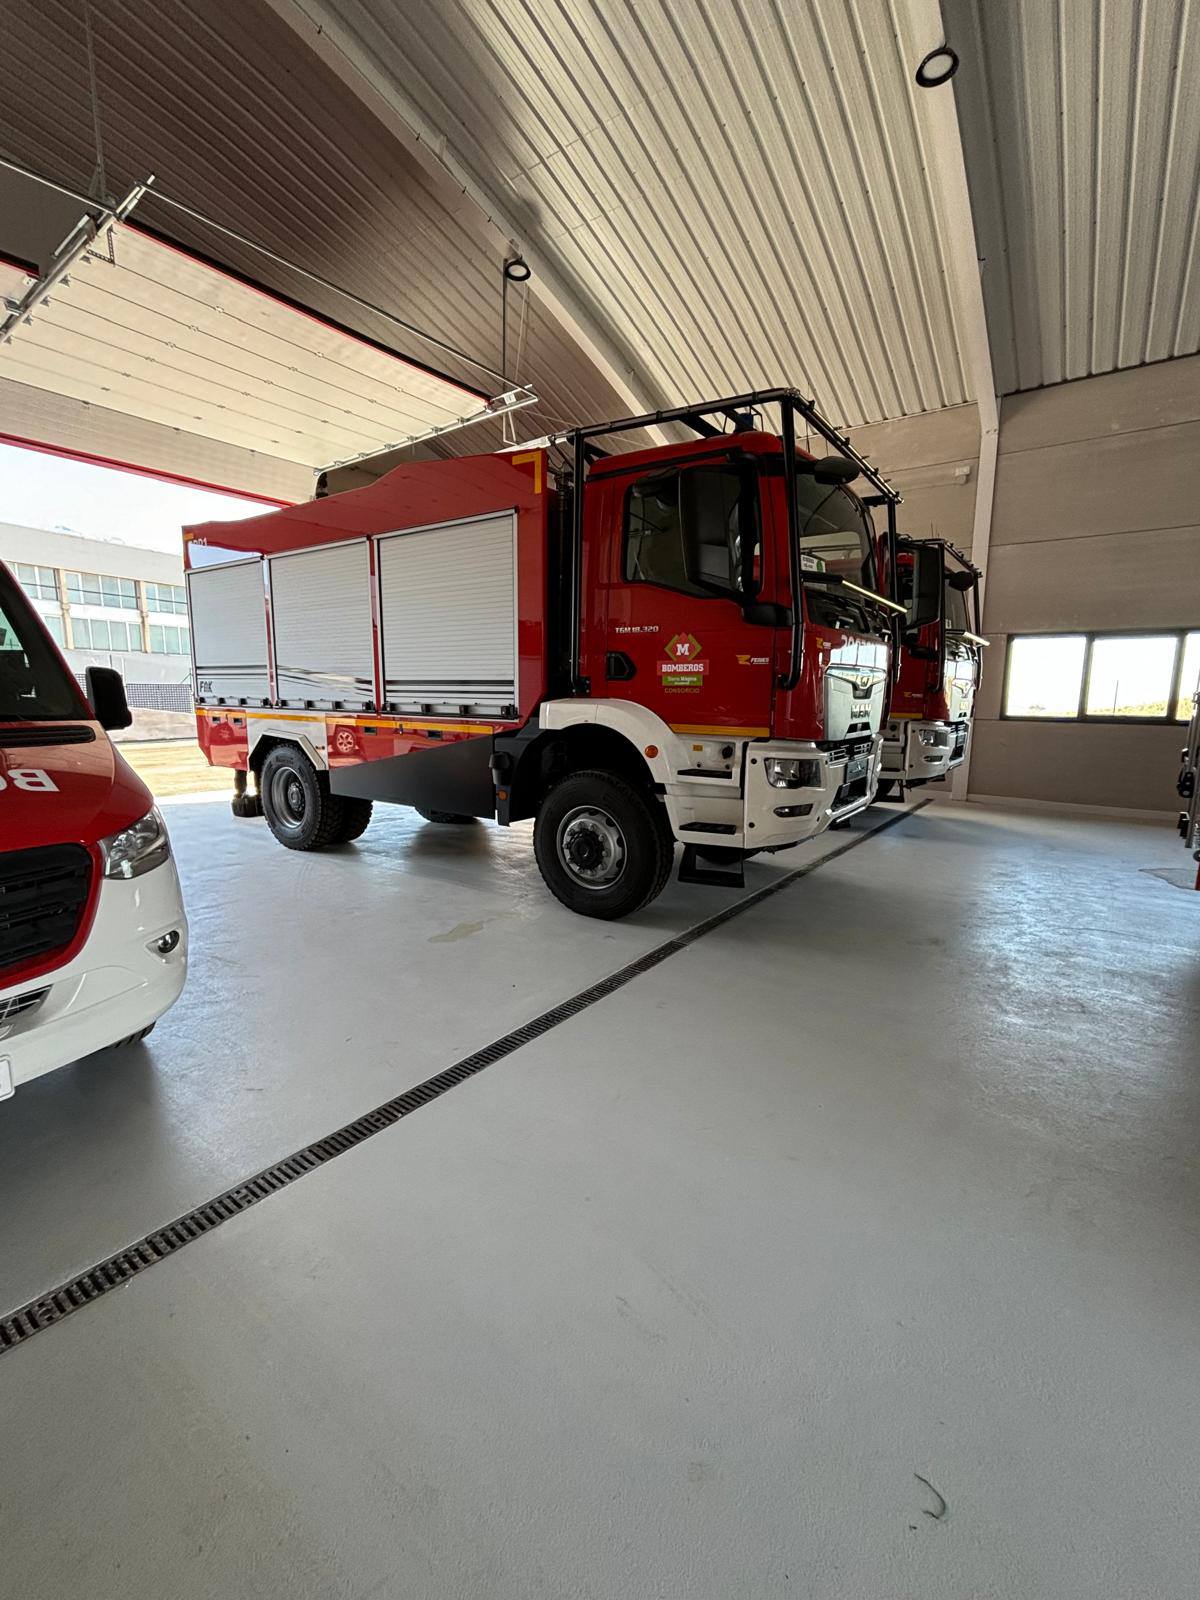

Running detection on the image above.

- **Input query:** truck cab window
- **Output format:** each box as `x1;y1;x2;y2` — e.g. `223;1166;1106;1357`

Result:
625;466;758;599
795;478;874;587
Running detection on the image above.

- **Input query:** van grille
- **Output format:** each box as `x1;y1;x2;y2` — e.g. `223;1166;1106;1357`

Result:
0;845;93;982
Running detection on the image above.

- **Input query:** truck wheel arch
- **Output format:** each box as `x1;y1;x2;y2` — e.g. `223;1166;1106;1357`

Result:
248;730;327;777
503;722;660;823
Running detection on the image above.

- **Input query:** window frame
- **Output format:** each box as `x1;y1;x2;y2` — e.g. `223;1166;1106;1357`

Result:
1001;628;1198;725
620;460;763;604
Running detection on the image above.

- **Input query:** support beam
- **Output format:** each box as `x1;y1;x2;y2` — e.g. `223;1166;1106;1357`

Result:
897;0;999;799
263;0;673;431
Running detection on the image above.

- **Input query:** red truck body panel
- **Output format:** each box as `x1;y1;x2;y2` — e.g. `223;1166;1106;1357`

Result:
187;449;549;773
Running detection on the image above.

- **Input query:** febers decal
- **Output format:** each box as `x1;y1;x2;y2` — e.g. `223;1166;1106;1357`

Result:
659;632;706;692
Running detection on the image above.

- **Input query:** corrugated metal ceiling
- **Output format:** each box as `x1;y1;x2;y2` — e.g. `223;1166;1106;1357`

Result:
302;0;970;429
1;0;1195;480
0;0;628;459
947;0;1200;395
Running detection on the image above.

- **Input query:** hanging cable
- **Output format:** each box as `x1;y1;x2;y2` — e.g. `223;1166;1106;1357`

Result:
81;0;107;204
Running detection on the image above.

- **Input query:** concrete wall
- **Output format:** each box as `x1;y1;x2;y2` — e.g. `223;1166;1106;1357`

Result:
845;403;979;553
972;357;1200;812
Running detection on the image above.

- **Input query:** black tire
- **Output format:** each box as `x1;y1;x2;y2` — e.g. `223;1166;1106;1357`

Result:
534;768;673;920
332;797;374;843
415;807;477;825
260;744;353;851
874;779;897;802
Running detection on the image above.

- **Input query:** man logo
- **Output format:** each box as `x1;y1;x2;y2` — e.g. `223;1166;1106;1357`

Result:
0;769;60;793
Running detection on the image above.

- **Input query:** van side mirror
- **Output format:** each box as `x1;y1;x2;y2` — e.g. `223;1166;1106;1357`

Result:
906;544;942;632
86;665;132;731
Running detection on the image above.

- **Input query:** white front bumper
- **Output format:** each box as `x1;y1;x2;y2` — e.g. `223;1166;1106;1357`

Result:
0;859;188;1095
664;735;882;853
742;736;883;849
881;719;968;783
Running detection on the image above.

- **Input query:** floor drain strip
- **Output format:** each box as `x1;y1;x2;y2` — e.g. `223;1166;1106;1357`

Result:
0;799;930;1358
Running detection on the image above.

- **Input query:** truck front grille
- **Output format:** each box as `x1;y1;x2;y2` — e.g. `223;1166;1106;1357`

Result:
0;845;93;983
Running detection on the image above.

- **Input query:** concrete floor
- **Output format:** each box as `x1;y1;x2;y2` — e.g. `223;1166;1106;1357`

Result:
1;798;1197;1597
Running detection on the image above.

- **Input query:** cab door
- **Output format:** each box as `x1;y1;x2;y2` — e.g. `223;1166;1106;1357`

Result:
586;456;778;739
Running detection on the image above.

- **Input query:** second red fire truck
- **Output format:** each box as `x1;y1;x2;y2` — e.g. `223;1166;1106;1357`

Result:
185;390;905;918
877;537;985;799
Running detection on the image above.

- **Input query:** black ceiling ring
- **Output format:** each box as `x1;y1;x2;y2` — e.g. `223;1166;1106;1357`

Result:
503;256;531;283
915;44;959;88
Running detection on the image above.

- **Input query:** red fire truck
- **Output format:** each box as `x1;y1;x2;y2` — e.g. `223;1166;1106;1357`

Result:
876;537;985;799
186;390;904;918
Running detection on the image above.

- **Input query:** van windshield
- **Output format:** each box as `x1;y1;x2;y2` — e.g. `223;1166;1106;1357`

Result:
0;567;83;721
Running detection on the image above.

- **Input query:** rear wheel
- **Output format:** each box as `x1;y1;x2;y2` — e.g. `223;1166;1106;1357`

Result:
415;807;477;825
534;769;673;920
260;745;355;851
332;797;374;843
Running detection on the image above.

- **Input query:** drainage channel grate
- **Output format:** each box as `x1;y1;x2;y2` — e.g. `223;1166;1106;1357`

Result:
0;799;930;1358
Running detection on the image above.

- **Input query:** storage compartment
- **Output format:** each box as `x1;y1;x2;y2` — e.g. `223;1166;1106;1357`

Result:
269;541;374;708
187;560;270;705
378;512;517;716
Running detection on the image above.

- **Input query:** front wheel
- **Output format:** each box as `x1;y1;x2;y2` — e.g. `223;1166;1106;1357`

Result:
534;769;673;920
874;779;897;802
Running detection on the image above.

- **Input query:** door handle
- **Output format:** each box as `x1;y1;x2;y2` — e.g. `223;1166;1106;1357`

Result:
605;650;637;682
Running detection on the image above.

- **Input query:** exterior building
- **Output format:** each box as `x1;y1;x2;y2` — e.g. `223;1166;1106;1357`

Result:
0;521;190;685
0;522;193;737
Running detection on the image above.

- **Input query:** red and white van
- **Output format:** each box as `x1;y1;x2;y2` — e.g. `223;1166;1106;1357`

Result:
0;560;188;1100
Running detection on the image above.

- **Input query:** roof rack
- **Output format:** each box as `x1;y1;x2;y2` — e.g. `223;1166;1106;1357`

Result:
553;387;901;694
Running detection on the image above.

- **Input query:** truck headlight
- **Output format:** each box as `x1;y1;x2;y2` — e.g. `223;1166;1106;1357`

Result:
916;727;950;748
99;807;172;879
764;757;822;789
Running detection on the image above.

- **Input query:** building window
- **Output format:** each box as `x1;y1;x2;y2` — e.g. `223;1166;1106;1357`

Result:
1176;633;1200;722
149;623;190;656
39;611;66;647
15;563;59;601
72;616;140;652
1003;631;1200;723
66;570;138;610
144;581;188;615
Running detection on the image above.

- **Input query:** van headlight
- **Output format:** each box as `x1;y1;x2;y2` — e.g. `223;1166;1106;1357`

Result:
99;807;172;879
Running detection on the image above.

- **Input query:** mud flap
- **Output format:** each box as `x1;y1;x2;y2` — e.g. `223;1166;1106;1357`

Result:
677;844;745;890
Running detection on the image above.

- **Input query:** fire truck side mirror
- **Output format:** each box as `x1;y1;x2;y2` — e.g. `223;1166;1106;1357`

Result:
906;545;942;632
800;454;859;486
947;569;975;592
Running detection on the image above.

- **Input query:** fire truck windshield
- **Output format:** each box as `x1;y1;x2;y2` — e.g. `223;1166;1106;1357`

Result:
795;478;876;590
0;567;82;721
